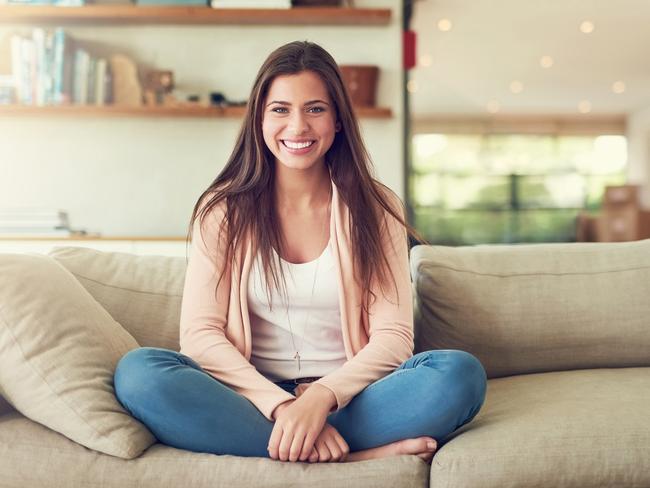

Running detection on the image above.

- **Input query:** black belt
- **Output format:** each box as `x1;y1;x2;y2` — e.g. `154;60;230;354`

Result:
292;376;322;384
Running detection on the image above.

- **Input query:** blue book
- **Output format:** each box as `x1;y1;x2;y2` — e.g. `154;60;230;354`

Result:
52;28;75;104
8;0;56;5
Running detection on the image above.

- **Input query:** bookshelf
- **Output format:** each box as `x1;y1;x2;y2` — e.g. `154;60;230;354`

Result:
0;104;392;118
1;2;402;251
0;5;394;117
0;5;391;25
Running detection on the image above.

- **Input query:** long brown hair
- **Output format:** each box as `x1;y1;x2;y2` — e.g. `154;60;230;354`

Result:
186;40;426;314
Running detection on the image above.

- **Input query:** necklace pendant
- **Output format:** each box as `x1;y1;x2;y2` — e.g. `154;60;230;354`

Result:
294;351;301;372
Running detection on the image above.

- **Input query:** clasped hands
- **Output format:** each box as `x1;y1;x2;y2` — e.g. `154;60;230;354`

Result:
268;383;349;463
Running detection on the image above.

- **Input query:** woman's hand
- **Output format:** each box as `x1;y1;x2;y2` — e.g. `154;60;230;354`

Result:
294;383;311;398
268;384;336;462
306;423;349;463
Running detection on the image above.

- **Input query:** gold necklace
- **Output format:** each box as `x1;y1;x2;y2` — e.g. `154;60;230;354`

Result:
283;187;331;373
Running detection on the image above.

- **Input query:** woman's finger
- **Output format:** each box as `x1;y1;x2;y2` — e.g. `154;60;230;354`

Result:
298;430;318;462
333;429;350;462
325;437;342;462
308;446;319;463
267;424;283;460
289;430;307;462
278;429;294;462
316;439;332;462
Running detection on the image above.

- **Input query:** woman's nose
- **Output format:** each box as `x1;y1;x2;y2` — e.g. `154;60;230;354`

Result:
287;112;310;134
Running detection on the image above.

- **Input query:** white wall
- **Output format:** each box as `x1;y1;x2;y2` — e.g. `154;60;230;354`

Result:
0;0;403;237
626;106;650;208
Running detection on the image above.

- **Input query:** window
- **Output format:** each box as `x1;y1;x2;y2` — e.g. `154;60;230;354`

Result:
410;133;627;245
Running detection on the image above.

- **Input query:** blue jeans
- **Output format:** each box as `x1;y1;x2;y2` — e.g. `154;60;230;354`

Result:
114;347;487;458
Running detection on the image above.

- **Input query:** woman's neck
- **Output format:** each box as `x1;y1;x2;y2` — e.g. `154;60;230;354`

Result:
273;162;331;213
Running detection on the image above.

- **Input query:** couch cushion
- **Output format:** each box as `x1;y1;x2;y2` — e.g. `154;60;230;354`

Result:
432;367;650;487
0;253;155;459
48;246;187;351
0;395;14;416
0;412;429;488
411;239;650;378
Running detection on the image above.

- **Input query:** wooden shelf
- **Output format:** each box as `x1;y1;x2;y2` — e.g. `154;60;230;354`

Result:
0;104;393;118
0;235;186;241
0;5;391;25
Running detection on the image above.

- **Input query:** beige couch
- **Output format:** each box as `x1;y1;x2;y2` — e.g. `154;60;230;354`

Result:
1;239;649;487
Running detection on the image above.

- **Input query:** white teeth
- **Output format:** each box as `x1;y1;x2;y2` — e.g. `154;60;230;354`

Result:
283;140;314;149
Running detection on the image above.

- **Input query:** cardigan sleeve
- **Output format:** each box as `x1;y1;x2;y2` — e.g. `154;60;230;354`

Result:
312;190;415;411
179;197;295;421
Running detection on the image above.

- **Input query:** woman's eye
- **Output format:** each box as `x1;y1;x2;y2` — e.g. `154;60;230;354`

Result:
270;106;325;113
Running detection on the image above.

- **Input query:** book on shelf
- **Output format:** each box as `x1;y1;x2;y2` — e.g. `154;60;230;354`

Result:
9;28;111;107
0;229;92;238
52;27;75;105
0;208;94;238
0;76;14;104
7;0;86;5
0;208;69;217
73;48;89;104
0;208;70;229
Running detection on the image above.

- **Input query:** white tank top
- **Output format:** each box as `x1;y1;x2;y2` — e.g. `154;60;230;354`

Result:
247;239;347;382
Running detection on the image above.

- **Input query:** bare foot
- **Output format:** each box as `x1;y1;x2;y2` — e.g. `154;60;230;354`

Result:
344;436;437;464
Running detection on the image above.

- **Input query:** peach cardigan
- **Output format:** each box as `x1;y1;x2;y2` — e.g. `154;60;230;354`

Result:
179;178;414;421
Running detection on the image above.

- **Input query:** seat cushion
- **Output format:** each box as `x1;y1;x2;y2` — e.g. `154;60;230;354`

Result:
432;367;650;488
0;253;155;459
48;246;186;351
410;239;650;378
0;411;429;488
0;395;13;417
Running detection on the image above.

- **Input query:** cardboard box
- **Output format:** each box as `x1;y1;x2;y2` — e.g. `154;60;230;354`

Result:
597;207;640;242
603;185;640;209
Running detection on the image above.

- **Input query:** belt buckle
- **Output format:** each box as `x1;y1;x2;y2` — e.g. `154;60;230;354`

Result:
293;376;320;384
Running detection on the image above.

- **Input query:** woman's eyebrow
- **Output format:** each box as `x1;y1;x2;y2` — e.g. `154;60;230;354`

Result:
266;100;330;107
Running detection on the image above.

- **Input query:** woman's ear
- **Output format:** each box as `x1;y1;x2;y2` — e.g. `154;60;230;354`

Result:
335;121;342;132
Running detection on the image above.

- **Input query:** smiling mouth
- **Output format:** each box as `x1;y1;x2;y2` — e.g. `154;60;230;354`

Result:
281;140;316;149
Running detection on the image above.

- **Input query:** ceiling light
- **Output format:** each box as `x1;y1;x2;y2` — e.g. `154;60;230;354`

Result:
419;54;432;68
580;21;595;34
578;100;592;113
612;81;626;94
486;100;500;113
407;80;419;93
509;80;524;94
540;56;554;68
438;19;452;32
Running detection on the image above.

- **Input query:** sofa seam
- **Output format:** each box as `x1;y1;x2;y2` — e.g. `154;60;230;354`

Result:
416;262;650;278
62;271;183;298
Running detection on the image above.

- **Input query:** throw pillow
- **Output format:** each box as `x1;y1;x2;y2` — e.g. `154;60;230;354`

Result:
0;253;156;459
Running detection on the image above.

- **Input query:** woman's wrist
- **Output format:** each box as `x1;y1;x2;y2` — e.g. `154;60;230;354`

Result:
303;383;337;411
271;399;294;421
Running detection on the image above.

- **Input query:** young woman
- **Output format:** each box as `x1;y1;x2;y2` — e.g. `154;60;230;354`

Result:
114;41;487;464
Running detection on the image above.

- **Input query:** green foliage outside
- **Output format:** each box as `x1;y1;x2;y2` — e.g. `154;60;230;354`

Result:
410;133;627;245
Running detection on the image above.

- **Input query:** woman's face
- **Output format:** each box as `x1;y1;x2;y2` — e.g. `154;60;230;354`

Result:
262;70;339;173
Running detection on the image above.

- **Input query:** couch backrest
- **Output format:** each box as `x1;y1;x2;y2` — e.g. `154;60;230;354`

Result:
48;246;187;352
410;239;650;379
45;240;650;383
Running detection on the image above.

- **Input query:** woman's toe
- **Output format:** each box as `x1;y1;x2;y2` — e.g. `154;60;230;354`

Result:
397;436;437;455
